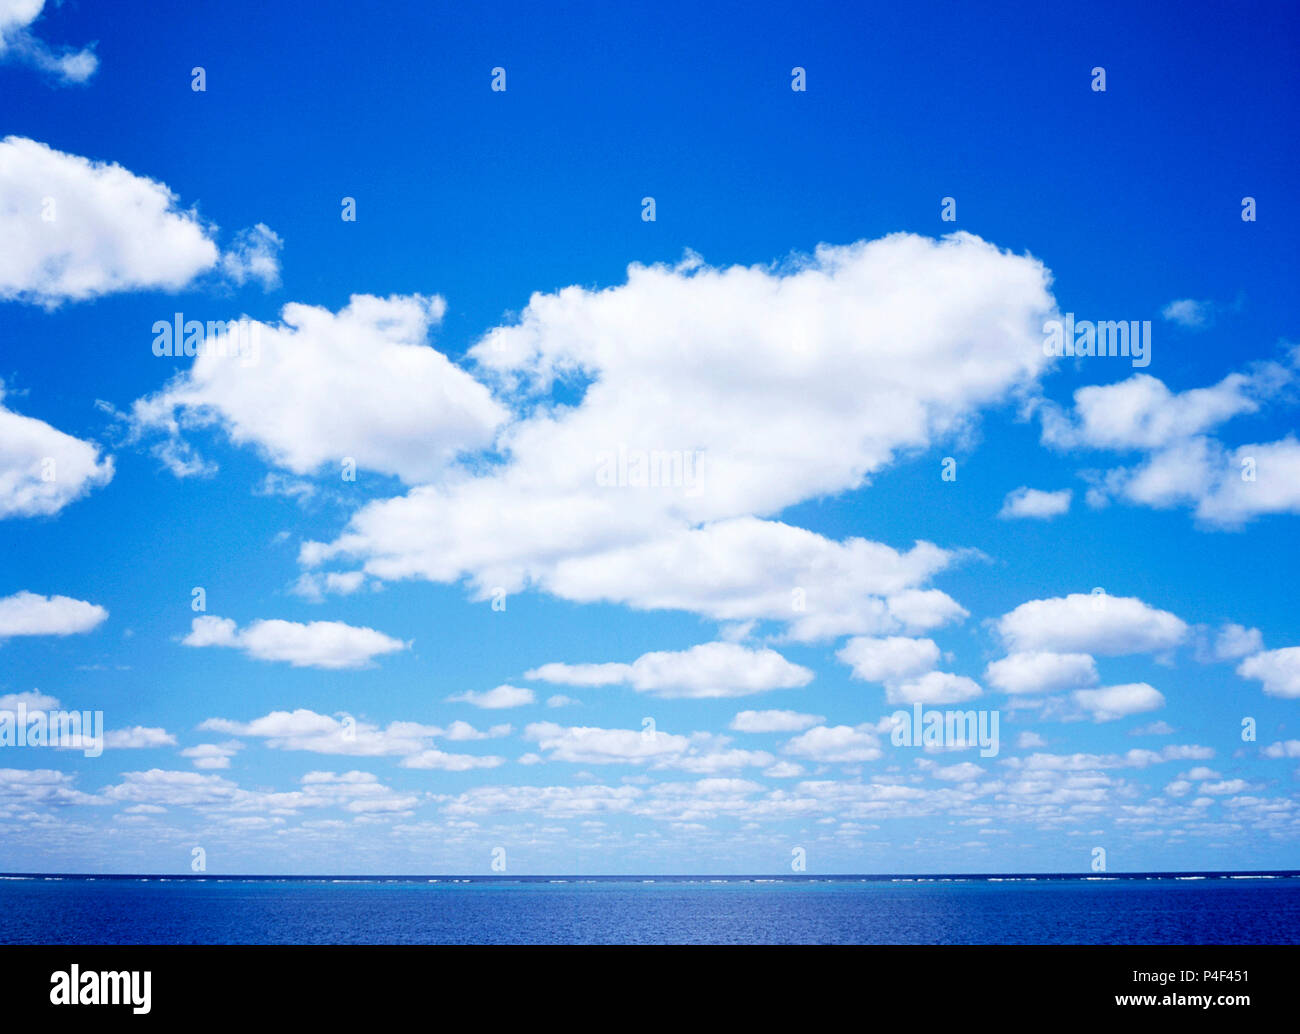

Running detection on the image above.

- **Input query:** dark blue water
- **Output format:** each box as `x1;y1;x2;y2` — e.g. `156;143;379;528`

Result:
3;873;1299;944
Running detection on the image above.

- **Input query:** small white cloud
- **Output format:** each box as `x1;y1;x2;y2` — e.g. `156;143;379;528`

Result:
998;486;1071;520
985;651;1098;694
446;685;535;709
887;671;982;706
0;591;107;637
1237;647;1300;698
219;223;282;290
180;741;243;770
1212;623;1263;661
104;727;177;749
1072;683;1165;722
182;615;407;670
1160;298;1213;329
837;636;939;683
729;710;825;733
0;385;114;518
0;2;98;84
526;642;812;699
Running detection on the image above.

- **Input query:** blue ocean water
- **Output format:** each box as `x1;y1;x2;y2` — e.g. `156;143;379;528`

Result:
2;873;1298;945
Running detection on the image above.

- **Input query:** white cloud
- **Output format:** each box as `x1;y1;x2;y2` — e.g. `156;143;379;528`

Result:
195;710;506;774
523;722;691;764
182;615;408;669
886;671;982;706
180;741;243;770
446;685;535;709
525;641;812;699
783;724;883;763
0;136;223;304
131;294;508;484
219;223;282;289
997;592;1187;656
837;636;939;683
1016;731;1047;749
0;385;114;518
1041;369;1284;452
1161;299;1213;329
301;234;1052;627
1237;647;1300;698
984;651;1098;694
729;709;825;733
0;1;97;84
1071;683;1165;722
400;748;504;771
0;591;106;637
1039;357;1300;527
998;486;1071;520
103;727;176;749
0;690;59;710
1212;623;1263;661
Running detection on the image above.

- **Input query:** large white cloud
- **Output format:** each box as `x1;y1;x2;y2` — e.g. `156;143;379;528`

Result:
131;294;508;483
183;615;408;669
997;593;1188;656
0;137;223;304
0;1;97;84
0;385;114;518
0;591;106;637
300;233;1053;629
525;641;813;699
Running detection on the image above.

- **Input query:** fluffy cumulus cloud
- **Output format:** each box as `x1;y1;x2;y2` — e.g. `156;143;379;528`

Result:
886;671;982;706
300;233;1053;630
997;593;1188;656
523;722;692;765
1040;355;1300;527
836;636;939;683
1071;683;1165;722
182;615;408;669
525;641;813;699
198;708;505;770
1237;647;1300;699
783;724;883;763
130;294;507;483
984;651;1098;695
0;591;106;637
0;384;114;518
998;486;1071;520
0;137;221;304
0;1;97;83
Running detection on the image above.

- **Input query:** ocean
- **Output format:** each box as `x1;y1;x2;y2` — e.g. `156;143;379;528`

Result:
3;872;1299;944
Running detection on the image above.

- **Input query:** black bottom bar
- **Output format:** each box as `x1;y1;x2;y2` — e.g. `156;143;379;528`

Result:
0;944;1292;1021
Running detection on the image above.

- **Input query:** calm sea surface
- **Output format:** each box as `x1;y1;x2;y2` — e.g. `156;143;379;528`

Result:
2;873;1298;944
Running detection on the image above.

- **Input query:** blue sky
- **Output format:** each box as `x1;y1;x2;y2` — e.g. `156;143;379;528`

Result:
1;0;1298;874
